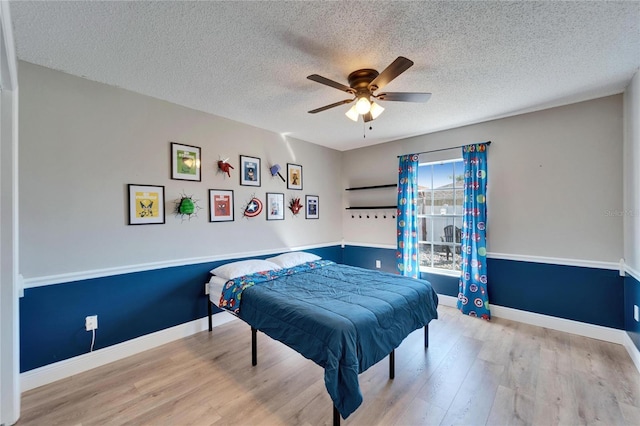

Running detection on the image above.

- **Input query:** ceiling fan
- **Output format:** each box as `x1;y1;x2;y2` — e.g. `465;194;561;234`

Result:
307;56;431;122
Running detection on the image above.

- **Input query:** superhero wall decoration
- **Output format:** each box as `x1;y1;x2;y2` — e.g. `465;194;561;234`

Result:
289;197;303;216
217;158;234;178
174;192;202;222
243;196;263;218
269;164;286;182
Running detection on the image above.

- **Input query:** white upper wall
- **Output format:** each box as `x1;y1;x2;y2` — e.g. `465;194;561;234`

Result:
18;61;342;278
18;59;628;277
342;95;624;264
624;70;640;274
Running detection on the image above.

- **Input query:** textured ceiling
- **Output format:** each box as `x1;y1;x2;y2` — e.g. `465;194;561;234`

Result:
9;1;640;151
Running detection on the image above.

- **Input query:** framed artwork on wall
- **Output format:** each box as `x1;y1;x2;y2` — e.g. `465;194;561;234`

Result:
306;195;319;219
171;142;201;181
287;163;303;190
209;189;234;222
266;192;284;221
128;184;165;225
240;155;261;186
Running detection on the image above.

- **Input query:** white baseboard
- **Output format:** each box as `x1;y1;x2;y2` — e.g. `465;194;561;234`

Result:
20;312;238;392
623;332;640;374
438;294;640;374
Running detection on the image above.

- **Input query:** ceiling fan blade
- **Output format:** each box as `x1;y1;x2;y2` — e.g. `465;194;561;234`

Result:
376;92;432;102
363;112;374;122
307;74;355;94
308;98;354;114
368;56;414;91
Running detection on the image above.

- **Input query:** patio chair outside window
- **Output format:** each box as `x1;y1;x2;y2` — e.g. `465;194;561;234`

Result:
442;225;461;260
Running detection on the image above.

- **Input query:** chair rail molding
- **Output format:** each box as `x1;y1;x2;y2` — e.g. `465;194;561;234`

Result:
23;241;343;289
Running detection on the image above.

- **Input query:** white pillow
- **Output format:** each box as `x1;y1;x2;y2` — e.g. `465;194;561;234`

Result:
210;259;281;280
266;251;321;268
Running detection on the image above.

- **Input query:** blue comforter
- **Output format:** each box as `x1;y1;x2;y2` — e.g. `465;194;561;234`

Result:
221;261;439;419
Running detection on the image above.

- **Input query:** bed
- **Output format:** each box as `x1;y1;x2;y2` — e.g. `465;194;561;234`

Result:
206;253;439;424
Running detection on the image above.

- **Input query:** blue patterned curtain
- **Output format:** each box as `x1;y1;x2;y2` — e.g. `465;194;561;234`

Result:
457;143;490;319
397;154;419;278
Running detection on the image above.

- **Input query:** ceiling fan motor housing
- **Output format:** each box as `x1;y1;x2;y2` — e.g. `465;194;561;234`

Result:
348;69;380;95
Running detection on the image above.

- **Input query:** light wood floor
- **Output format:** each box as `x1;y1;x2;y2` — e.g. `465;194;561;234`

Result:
18;305;640;426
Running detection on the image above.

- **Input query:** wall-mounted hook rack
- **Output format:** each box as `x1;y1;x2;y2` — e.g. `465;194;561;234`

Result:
347;208;396;219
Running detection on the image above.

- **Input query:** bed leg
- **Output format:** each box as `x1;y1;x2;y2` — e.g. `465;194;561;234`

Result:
251;327;257;366
333;405;340;426
208;301;213;332
389;349;395;379
424;324;429;348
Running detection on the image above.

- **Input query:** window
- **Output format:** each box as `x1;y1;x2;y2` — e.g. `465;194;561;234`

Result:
417;158;464;274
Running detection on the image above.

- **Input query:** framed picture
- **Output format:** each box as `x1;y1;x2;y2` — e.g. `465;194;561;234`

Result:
306;195;319;219
287;163;303;190
171;142;201;181
209;189;234;222
266;192;285;221
240;155;261;186
128;184;165;225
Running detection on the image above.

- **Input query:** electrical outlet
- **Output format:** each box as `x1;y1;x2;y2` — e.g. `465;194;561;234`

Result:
634;305;639;323
85;315;98;331
375;260;381;269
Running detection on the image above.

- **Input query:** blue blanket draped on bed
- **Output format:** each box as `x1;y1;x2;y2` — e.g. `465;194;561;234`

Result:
219;261;439;419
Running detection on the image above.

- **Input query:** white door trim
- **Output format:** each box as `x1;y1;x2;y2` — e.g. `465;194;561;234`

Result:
0;1;20;424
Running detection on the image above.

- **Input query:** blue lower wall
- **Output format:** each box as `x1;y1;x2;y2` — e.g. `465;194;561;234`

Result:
489;258;623;328
19;245;342;373
20;244;631;373
20;264;213;372
342;245;398;274
625;273;640;351
420;272;458;297
341;245;625;330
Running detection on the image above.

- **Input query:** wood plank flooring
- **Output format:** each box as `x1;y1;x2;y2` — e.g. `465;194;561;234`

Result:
18;306;640;426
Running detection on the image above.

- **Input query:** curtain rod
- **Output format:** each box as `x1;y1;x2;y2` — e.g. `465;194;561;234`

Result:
397;141;491;157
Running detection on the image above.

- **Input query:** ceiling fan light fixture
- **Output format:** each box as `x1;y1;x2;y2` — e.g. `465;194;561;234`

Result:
345;105;359;122
370;101;384;119
355;96;371;114
307;57;430;124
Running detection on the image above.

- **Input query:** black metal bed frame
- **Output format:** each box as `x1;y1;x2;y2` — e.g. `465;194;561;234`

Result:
208;299;430;425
